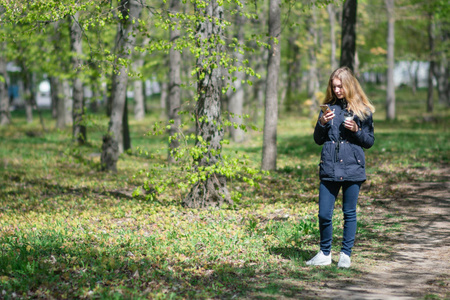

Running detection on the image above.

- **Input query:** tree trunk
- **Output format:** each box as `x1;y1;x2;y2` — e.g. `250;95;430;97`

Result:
385;0;395;120
434;22;448;106
0;42;10;126
167;0;182;163
261;0;281;171
69;12;86;144
101;0;142;171
50;20;63;119
133;77;145;120
435;59;448;106
251;0;268;123
327;4;338;71
123;98;131;151
427;13;435;113
285;26;301;112
22;71;33;124
62;79;73;124
160;81;168;118
50;76;59;120
182;0;232;208
50;76;66;129
228;6;246;143
307;7;319;118
106;81;112;117
340;0;357;71
133;37;149;121
89;82;101;113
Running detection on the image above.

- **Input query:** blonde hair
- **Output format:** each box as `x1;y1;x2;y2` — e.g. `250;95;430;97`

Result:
323;67;375;120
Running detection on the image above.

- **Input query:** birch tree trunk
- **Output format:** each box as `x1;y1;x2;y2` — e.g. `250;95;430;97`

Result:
101;0;142;171
69;12;86;144
340;0;357;71
182;0;232;208
261;0;281;171
167;0;182;163
385;0;396;120
228;6;246;143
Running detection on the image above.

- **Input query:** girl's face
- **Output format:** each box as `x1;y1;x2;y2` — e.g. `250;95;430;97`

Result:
332;78;345;99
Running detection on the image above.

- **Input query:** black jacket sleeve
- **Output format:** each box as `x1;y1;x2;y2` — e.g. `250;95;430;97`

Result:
352;113;375;149
313;112;328;145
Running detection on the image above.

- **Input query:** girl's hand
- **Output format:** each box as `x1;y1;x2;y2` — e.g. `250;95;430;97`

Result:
320;111;335;125
344;120;359;132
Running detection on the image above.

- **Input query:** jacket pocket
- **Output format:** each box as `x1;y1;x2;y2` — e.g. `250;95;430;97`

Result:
319;144;334;178
353;147;365;167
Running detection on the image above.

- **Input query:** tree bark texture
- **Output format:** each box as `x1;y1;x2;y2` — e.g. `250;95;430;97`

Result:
427;13;435;113
101;0;142;171
340;0;357;72
0;42;10;126
167;0;182;163
228;7;246;143
183;0;232;208
261;0;281;171
69;12;86;144
327;4;338;71
385;0;396;120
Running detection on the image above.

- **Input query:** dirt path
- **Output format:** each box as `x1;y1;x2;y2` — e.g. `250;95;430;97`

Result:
317;169;450;299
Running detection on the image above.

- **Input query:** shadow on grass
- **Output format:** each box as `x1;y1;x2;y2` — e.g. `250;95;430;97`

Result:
1;174;435;299
0;229;367;299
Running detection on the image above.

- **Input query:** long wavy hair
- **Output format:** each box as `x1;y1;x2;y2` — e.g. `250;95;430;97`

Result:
323;67;375;120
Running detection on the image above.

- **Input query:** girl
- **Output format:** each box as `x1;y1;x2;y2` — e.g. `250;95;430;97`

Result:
306;67;375;268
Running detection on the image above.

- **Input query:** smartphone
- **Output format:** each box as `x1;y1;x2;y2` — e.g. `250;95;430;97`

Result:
320;104;330;113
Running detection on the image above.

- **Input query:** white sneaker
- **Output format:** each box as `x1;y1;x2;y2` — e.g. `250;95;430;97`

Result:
305;251;332;266
337;252;351;268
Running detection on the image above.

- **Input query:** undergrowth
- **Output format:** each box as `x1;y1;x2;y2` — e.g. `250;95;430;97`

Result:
0;86;449;299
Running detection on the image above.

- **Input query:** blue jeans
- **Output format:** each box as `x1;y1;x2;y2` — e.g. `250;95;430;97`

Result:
318;180;362;256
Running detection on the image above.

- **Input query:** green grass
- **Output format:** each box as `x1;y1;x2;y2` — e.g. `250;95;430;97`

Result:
0;86;449;299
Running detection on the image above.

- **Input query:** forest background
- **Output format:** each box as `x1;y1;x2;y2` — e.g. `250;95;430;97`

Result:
0;0;449;299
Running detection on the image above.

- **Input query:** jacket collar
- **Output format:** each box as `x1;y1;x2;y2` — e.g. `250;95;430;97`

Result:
338;98;348;109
